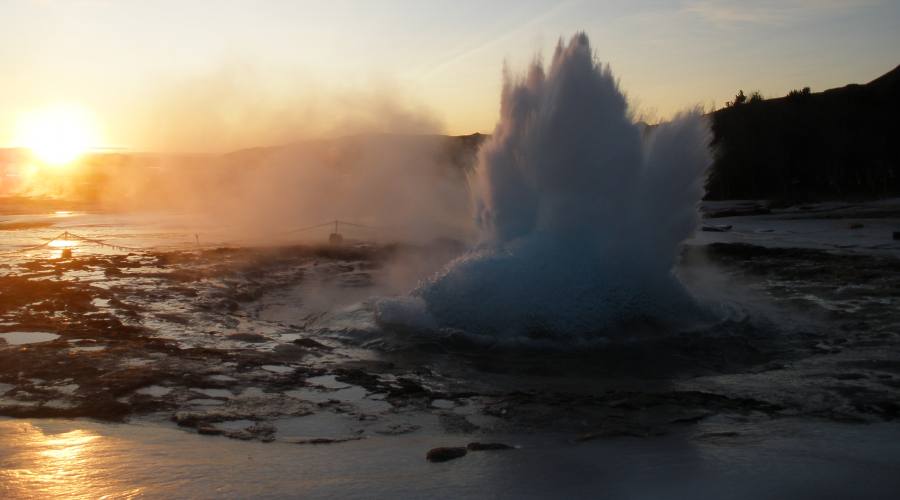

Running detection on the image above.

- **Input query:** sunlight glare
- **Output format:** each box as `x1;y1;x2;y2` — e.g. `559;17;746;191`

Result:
15;105;100;166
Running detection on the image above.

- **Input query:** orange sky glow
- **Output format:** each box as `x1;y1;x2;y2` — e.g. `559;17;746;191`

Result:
1;0;898;153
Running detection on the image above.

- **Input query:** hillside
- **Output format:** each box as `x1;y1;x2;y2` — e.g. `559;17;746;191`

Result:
706;64;900;201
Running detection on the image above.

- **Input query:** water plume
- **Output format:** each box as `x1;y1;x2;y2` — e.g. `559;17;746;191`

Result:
378;33;712;338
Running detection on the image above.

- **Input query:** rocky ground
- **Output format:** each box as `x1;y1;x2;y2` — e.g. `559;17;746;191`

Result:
1;224;899;450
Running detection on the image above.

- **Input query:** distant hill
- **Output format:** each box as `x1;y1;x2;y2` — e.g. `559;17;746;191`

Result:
0;133;488;206
220;132;486;174
706;64;900;201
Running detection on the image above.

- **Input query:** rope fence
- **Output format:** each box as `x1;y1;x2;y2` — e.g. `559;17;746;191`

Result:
0;219;383;256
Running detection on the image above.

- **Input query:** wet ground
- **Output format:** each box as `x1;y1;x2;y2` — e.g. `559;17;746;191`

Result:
3;417;899;499
2;199;900;497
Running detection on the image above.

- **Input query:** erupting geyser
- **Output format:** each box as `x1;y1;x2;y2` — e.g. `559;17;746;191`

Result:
379;33;712;338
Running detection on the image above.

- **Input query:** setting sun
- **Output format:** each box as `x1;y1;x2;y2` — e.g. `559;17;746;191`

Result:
15;105;99;166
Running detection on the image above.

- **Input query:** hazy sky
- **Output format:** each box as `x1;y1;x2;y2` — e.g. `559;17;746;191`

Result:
1;0;898;151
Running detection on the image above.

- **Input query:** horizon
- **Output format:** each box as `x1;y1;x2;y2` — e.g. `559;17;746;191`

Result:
0;58;893;158
1;1;898;154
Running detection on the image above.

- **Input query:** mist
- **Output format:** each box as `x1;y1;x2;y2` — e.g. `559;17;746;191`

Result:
5;65;481;248
130;64;445;154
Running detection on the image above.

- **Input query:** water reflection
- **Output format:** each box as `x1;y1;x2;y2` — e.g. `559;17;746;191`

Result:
47;239;78;248
47;238;78;259
1;418;899;499
0;422;142;499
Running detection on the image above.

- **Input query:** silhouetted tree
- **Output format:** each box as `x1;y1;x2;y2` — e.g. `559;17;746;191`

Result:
726;89;747;107
748;91;764;103
787;86;812;99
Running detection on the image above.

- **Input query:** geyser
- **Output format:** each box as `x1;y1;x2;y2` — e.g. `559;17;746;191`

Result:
379;33;711;338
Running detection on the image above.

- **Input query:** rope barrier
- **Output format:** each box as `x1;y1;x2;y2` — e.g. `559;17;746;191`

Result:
284;220;379;234
1;230;147;255
283;221;337;234
0;219;385;256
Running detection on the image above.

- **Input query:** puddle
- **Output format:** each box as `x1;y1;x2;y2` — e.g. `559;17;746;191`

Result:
187;399;226;406
135;386;172;398
191;388;233;399
430;399;456;409
237;387;266;399
121;358;155;368
214;419;257;432
307;375;351;390
42;399;76;409
261;365;294;374
286;380;391;414
0;332;60;345
69;345;107;353
53;384;80;395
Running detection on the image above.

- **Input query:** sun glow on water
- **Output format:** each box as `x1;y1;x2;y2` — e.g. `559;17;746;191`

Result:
48;239;78;248
0;422;143;498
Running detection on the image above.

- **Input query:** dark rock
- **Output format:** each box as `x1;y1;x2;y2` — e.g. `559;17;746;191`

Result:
226;333;270;343
467;442;514;451
669;412;714;425
388;378;430;398
334;368;383;390
293;338;332;350
426;447;467;462
696;431;740;440
288;436;364;445
271;344;307;360
218;299;239;312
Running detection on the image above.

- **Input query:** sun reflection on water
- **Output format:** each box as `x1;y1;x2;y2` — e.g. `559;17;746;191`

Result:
0;422;143;499
47;238;78;259
47;239;78;248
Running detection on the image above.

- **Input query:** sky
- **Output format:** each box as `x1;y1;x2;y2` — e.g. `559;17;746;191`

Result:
1;0;898;152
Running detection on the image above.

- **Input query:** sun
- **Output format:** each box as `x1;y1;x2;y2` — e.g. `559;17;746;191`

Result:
15;105;99;166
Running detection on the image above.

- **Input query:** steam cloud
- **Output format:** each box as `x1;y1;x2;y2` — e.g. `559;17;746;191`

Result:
378;33;712;338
